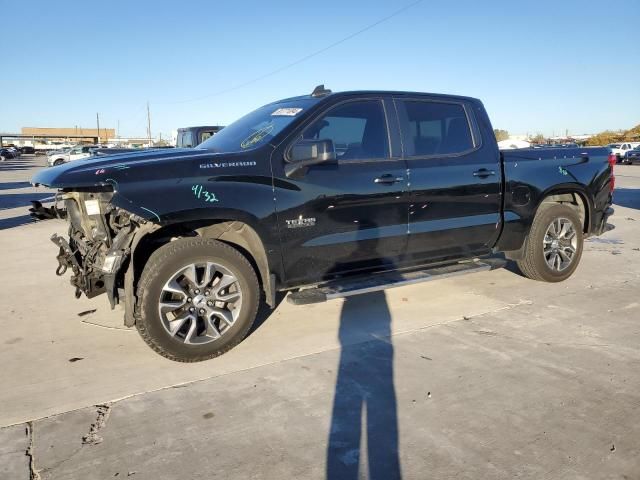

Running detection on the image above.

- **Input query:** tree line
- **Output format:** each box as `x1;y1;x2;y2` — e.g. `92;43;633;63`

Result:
494;124;640;146
584;124;640;146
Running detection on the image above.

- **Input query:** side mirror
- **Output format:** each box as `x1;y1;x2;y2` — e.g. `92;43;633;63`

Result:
285;139;337;178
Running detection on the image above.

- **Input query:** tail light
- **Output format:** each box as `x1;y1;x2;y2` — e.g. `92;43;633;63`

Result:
608;153;616;192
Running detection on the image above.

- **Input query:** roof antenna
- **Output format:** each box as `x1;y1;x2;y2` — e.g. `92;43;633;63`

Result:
311;84;332;97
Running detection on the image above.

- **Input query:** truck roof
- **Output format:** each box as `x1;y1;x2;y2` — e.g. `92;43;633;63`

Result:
177;126;223;131
272;90;482;105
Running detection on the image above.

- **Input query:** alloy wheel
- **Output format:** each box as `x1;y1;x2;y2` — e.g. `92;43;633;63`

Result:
543;217;578;272
158;262;242;345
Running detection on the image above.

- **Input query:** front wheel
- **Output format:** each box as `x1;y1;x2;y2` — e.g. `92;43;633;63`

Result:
517;203;583;282
135;238;260;362
53;159;64;166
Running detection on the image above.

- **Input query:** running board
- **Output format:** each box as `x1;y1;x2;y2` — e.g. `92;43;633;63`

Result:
287;258;505;305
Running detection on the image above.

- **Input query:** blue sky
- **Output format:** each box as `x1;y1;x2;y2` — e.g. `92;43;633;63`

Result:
1;0;639;139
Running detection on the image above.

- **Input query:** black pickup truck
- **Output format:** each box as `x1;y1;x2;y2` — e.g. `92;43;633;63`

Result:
32;86;615;362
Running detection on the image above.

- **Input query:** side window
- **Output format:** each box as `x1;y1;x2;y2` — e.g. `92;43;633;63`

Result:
402;101;474;156
301;100;389;160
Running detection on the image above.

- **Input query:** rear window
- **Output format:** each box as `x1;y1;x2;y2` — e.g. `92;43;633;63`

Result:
402;101;474;156
177;131;195;148
609;144;621;148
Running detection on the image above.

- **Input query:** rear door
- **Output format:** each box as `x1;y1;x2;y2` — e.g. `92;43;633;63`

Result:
396;97;502;263
272;97;408;286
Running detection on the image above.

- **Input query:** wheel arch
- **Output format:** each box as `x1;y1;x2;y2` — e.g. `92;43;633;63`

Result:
536;186;592;235
122;218;277;327
504;187;592;261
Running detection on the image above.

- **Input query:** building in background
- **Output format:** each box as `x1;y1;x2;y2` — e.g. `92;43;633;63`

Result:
22;127;115;143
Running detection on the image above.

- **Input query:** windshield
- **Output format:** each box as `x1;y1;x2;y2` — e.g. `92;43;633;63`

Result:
609;144;621;148
197;98;318;153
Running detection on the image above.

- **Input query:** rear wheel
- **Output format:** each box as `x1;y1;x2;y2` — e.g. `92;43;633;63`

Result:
517;203;583;282
53;159;64;166
135;238;260;362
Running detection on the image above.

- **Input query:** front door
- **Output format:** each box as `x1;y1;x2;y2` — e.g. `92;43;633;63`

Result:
272;98;408;286
396;98;502;263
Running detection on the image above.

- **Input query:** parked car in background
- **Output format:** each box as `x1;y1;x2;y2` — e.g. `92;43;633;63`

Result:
19;146;36;154
0;148;18;161
609;142;640;163
32;86;615;362
624;146;640;164
5;146;21;157
176;126;224;148
47;145;95;167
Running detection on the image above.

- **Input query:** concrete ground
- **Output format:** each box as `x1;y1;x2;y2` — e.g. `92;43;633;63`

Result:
1;157;639;479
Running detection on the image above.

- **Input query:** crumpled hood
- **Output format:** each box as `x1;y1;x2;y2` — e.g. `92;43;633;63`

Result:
32;148;207;188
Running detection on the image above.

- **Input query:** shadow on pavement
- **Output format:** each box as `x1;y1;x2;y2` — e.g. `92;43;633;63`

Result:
0;215;35;230
0;193;52;210
326;291;401;480
246;292;286;338
613;188;640;210
0;159;36;172
0;181;31;191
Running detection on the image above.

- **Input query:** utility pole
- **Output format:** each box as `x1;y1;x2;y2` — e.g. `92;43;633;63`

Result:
146;102;152;147
96;113;101;144
117;119;120;139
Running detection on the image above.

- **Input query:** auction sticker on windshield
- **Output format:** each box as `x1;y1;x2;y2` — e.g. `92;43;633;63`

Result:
241;124;274;149
271;108;303;116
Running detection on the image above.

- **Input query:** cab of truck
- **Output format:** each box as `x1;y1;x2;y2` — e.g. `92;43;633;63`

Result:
176;126;224;148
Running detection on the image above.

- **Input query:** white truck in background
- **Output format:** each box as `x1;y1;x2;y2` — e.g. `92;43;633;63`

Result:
609;142;640;163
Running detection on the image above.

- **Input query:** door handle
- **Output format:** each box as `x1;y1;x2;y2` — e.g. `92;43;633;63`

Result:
374;174;404;185
473;169;496;178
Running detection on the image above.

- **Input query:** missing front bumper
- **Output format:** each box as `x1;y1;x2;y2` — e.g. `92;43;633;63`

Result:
51;233;106;299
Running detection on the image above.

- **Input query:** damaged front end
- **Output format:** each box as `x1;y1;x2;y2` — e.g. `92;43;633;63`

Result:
50;187;147;309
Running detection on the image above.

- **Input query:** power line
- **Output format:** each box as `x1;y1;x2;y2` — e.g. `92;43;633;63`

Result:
157;0;423;105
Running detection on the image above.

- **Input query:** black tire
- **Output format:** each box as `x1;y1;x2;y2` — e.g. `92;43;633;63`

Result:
517;203;583;282
53;159;64;166
135;237;260;362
